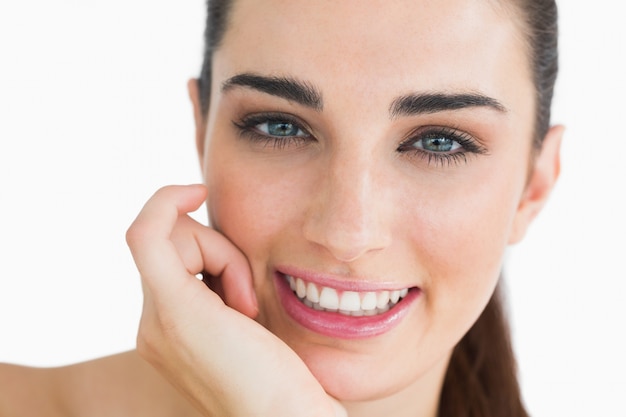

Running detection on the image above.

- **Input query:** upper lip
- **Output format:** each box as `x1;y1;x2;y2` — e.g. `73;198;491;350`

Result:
276;264;418;292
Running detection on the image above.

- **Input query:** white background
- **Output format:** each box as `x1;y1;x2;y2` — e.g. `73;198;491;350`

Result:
0;1;624;415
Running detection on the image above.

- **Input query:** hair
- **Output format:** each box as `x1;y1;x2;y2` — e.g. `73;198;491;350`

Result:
198;0;233;116
505;0;560;150
197;1;558;416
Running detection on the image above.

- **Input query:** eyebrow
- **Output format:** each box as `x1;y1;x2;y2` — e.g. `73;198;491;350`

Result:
221;73;507;117
389;92;508;118
222;73;323;111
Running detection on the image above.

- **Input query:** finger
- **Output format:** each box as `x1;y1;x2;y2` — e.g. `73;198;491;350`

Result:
171;215;258;317
126;184;208;296
127;184;257;316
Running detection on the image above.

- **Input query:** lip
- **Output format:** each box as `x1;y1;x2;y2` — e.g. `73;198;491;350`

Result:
277;264;411;292
274;268;420;339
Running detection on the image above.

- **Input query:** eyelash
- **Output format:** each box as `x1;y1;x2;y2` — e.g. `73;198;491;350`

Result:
233;113;488;166
233;113;312;150
397;126;488;167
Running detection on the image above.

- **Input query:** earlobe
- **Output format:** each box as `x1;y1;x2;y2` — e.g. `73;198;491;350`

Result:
188;78;207;165
508;125;564;244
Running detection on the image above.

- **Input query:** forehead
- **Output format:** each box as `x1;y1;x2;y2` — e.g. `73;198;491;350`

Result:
214;0;531;114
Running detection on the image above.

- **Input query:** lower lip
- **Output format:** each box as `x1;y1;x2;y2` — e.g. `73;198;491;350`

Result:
275;272;420;339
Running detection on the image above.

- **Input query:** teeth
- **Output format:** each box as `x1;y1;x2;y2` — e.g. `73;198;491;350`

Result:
319;287;340;310
296;278;307;298
286;275;411;316
361;292;377;311
376;291;390;309
339;291;361;312
306;282;320;303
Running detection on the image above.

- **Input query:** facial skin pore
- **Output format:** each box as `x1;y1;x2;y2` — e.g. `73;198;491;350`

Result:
189;0;562;415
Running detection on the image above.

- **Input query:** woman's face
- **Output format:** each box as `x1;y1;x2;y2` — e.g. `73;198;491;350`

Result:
197;0;546;407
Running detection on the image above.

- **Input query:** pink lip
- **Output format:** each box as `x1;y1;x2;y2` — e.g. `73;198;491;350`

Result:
277;264;410;292
274;270;420;339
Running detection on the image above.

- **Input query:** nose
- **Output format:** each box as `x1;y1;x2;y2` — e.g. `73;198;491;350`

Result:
302;152;392;262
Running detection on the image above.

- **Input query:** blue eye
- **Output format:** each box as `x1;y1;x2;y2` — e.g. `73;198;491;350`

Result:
233;112;313;150
257;120;306;137
397;126;487;167
414;136;462;153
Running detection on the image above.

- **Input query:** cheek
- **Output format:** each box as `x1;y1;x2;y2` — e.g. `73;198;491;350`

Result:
403;165;526;339
205;150;313;274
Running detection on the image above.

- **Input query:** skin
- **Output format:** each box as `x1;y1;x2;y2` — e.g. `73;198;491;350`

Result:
187;0;562;415
0;1;562;416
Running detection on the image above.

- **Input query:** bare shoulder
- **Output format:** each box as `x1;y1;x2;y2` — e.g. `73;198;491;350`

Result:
0;350;203;417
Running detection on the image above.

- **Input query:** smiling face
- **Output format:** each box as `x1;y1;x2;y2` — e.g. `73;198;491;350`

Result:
193;0;557;412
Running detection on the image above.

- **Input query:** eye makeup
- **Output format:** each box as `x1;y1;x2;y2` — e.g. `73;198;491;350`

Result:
232;111;489;167
232;112;315;150
396;126;488;167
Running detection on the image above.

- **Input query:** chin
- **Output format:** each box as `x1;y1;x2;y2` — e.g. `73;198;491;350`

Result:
298;343;412;402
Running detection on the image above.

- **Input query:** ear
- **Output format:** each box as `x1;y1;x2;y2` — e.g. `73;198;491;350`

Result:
188;78;207;165
508;124;564;244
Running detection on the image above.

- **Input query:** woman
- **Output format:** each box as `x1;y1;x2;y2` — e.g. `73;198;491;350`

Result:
0;0;561;416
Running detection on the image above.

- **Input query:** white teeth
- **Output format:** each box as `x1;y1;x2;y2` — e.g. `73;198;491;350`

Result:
376;291;390;309
306;282;319;303
286;275;411;316
361;292;377;311
296;278;307;299
319;287;340;310
339;291;361;312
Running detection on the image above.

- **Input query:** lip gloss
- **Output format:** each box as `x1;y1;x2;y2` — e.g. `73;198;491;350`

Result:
274;271;420;339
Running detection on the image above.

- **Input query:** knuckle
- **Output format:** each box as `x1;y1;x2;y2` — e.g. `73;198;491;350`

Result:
125;220;150;247
155;184;177;197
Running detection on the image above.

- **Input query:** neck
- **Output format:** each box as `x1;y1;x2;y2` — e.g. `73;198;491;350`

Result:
340;352;450;417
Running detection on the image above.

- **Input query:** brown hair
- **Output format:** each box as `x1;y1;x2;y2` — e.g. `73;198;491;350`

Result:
438;283;529;417
197;1;559;415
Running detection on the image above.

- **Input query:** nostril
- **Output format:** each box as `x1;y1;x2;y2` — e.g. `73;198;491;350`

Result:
307;231;390;263
327;244;374;263
303;211;392;262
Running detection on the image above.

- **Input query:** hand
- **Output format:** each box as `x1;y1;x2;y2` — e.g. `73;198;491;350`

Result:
126;185;347;417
